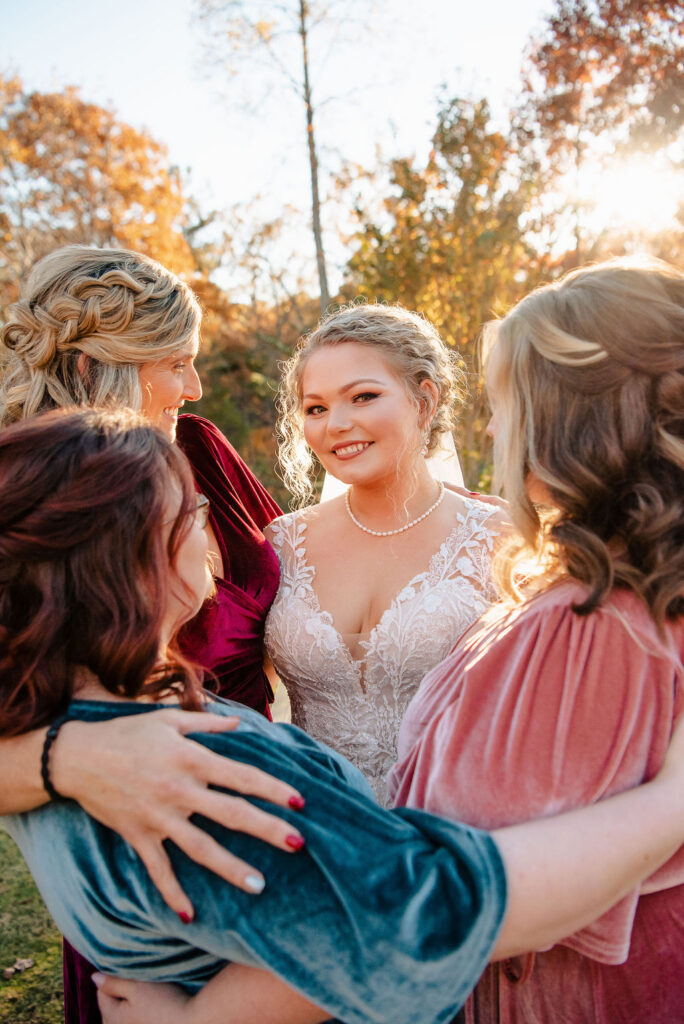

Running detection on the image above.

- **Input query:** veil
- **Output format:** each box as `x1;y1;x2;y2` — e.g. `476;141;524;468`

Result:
319;430;464;502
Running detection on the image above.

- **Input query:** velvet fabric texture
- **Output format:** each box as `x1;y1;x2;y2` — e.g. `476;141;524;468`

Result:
63;414;281;1024
6;699;507;1024
176;414;282;714
390;582;684;1023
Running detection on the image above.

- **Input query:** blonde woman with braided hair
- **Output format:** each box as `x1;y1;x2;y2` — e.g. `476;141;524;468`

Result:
264;303;507;805
389;256;684;1023
0;247;200;427
0;245;303;1024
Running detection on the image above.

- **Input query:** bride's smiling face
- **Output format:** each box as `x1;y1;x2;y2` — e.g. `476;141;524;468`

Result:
301;342;432;485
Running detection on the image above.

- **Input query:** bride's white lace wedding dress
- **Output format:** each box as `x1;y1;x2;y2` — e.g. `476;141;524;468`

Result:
265;495;501;805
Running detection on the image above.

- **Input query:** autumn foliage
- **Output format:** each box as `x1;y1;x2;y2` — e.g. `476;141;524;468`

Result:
1;0;682;494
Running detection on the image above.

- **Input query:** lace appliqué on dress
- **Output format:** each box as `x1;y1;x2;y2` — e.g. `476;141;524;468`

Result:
265;499;500;806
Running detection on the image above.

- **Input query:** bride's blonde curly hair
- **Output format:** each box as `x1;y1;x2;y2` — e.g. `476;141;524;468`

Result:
483;256;684;623
0;246;201;426
277;303;464;506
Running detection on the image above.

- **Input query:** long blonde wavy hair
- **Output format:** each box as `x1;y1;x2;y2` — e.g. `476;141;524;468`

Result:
277;303;464;506
483;256;684;623
0;246;201;426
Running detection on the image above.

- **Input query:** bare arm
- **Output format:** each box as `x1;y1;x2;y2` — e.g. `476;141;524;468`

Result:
0;727;49;812
95;967;326;1024
0;712;305;915
492;759;684;957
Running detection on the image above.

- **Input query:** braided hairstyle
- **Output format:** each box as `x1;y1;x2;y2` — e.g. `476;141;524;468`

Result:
0;246;201;426
483;256;684;623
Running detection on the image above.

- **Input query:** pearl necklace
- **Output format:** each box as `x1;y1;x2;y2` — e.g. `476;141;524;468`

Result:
344;482;446;537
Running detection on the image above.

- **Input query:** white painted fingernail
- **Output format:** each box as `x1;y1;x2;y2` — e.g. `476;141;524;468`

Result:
245;874;265;894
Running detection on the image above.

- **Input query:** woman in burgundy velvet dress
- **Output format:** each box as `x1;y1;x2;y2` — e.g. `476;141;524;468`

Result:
0;245;291;1024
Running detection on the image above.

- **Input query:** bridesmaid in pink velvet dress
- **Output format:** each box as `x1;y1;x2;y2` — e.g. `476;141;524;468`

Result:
0;245;283;1024
390;256;684;1024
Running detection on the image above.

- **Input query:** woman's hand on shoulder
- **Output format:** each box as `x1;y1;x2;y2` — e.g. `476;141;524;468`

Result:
51;710;305;917
444;482;508;511
445;483;513;536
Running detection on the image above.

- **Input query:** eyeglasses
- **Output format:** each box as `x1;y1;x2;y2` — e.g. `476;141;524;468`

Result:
193;493;209;528
194;493;210;529
164;493;210;529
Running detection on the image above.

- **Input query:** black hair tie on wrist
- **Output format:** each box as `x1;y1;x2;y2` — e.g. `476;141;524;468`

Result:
41;714;70;800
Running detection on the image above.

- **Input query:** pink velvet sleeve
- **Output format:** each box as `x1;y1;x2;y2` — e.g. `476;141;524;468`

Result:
390;584;684;963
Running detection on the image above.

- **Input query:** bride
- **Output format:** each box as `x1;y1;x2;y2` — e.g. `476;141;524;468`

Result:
265;304;505;803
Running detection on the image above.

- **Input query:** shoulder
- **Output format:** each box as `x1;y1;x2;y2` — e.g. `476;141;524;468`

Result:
265;498;341;532
264;504;320;543
475;583;682;673
441;487;512;544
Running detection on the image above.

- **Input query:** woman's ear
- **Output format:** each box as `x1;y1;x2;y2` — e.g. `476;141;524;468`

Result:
418;380;439;426
76;352;89;377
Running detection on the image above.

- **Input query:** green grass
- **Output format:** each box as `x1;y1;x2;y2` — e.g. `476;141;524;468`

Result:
0;831;63;1024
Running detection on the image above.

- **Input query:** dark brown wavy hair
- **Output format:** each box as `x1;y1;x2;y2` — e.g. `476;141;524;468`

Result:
483;256;684;623
0;407;203;736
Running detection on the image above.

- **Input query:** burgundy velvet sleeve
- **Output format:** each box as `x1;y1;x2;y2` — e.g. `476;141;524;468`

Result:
176;413;281;530
175;415;282;714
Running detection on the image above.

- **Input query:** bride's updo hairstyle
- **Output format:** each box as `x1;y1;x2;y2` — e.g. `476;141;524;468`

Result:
0;246;201;426
278;303;464;505
483;256;684;622
0;408;203;737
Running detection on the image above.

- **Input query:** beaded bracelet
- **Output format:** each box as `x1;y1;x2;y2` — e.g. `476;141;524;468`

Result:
40;714;70;800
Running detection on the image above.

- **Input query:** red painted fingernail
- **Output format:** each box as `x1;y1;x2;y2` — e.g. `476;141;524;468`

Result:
288;795;305;811
178;911;193;924
285;834;306;851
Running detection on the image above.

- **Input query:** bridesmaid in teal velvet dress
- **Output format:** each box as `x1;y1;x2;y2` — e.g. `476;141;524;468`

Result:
0;244;286;1024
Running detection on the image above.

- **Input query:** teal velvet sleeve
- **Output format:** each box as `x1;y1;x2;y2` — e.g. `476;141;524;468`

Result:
2;700;506;1024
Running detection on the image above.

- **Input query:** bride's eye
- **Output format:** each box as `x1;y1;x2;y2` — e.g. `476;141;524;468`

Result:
304;404;326;416
353;392;379;403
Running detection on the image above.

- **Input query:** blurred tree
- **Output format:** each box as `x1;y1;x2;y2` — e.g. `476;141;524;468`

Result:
521;0;682;158
345;97;544;487
0;75;303;497
0;74;194;314
517;0;683;259
194;0;371;313
185;200;319;502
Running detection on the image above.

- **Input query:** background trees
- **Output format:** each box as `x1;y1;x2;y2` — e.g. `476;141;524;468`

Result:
516;0;683;261
0;75;194;313
1;0;682;497
345;97;542;482
194;0;368;312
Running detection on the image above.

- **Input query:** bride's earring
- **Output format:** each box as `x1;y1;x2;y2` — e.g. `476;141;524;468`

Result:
421;430;430;457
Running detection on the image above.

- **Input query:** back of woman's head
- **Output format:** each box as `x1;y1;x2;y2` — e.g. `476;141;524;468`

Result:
0;407;201;736
278;303;464;505
0;246;201;427
484;256;684;621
